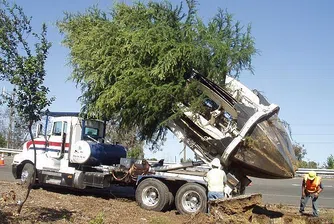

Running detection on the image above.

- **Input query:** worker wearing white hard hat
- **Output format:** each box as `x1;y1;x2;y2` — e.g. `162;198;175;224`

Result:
299;171;323;217
204;158;226;201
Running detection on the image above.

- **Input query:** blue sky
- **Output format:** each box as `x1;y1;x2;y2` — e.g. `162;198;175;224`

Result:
2;0;333;165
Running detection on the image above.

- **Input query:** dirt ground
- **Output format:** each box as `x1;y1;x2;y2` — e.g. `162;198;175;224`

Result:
1;181;333;224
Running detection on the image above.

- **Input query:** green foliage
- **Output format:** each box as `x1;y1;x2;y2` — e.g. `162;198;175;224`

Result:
0;107;29;148
0;0;54;127
325;154;334;169
127;146;143;159
89;212;104;224
0;133;6;147
58;1;257;149
0;0;54;214
0;2;53;202
149;216;169;224
298;160;318;169
105;121;144;156
293;143;307;161
293;142;319;169
180;158;193;163
292;143;311;168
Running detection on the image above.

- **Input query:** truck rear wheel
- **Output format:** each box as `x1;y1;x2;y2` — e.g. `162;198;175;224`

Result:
167;191;175;210
20;163;36;188
135;178;170;212
175;183;207;214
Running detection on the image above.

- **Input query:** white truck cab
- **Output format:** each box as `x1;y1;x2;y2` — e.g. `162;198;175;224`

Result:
12;112;126;183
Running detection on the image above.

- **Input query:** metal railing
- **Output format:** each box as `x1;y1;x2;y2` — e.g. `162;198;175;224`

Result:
296;168;334;177
0;147;22;154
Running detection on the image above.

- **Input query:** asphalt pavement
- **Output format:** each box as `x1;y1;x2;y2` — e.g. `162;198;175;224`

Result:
0;156;15;182
1;155;333;208
246;177;334;208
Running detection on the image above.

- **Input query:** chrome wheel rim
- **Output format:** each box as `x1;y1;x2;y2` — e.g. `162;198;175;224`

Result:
181;190;201;213
142;186;159;207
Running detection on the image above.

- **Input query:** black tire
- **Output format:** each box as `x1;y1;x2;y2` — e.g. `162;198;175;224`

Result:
175;183;207;215
239;184;246;195
167;191;175;210
135;178;170;212
20;163;36;188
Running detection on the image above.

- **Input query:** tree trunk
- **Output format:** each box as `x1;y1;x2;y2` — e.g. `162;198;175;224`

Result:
17;123;36;214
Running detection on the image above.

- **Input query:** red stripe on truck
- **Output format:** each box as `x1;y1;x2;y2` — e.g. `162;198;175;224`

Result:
26;140;70;149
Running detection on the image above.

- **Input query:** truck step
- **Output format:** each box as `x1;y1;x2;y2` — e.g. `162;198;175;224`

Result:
41;170;62;177
42;167;60;172
45;178;62;185
38;170;73;187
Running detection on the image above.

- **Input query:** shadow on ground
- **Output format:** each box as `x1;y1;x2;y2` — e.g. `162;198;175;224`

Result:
36;207;74;222
4;207;75;223
36;184;136;200
0;210;10;224
252;205;284;218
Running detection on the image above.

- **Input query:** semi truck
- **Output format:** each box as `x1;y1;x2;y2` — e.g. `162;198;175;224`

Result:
11;73;296;214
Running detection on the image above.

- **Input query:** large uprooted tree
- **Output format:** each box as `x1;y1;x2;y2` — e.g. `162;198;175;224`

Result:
58;0;257;149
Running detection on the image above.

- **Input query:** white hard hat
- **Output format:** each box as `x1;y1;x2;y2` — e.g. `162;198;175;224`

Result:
210;158;221;168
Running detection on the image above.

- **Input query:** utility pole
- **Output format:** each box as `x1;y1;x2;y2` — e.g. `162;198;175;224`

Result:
183;145;186;162
179;142;187;162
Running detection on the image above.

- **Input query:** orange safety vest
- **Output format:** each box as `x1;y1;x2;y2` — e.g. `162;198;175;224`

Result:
304;175;321;193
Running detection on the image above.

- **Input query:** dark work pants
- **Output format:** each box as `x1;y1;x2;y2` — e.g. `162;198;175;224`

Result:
299;191;319;217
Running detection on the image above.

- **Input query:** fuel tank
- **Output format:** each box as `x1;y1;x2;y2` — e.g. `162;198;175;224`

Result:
70;141;127;166
168;73;297;179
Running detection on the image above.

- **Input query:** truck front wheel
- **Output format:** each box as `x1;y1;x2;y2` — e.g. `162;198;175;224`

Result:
135;178;170;212
21;163;36;188
175;183;207;214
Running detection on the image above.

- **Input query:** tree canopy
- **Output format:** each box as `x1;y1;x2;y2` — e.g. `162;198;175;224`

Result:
293;143;307;162
293;143;318;168
325;154;334;169
0;107;28;149
58;0;257;148
105;121;144;157
0;133;6;147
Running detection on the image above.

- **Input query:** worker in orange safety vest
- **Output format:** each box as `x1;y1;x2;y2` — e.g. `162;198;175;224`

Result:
299;171;323;217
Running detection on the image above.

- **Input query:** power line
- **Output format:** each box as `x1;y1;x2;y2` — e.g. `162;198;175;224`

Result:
293;134;334;135
290;124;334;126
241;75;334;79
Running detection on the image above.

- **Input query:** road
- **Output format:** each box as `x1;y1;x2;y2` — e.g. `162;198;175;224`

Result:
0;156;15;182
246;177;334;208
1;156;333;208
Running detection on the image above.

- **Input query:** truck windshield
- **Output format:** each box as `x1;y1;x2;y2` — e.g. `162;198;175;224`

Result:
84;127;99;138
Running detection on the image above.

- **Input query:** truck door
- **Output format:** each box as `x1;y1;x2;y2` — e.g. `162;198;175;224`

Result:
47;121;68;159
